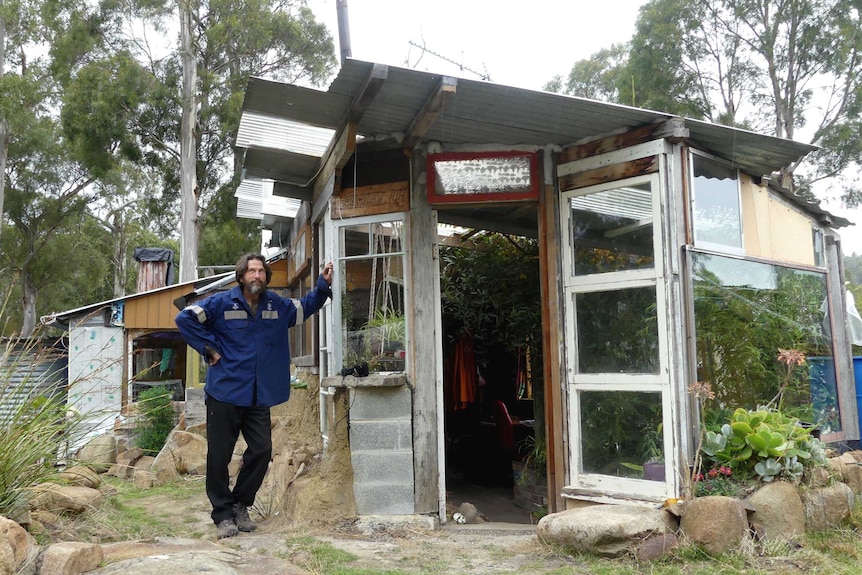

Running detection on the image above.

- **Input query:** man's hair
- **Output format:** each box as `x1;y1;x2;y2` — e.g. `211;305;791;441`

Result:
235;253;272;285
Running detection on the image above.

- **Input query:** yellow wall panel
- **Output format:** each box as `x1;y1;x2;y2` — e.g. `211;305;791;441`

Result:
741;175;815;266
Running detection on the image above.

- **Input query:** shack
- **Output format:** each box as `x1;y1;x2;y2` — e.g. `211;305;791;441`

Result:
232;58;858;520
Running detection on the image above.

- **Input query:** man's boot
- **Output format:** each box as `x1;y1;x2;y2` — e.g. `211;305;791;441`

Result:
232;503;257;532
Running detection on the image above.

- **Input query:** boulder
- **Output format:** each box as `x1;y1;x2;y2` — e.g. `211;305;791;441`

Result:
59;466;101;489
151;430;207;477
39;541;103;575
829;454;862;494
748;481;805;543
636;532;679;561
679;496;749;555
133;470;158;490
75;434;117;472
537;505;669;557
117;447;144;467
134;456;156;472
27;484;103;514
0;515;38;573
801;482;855;532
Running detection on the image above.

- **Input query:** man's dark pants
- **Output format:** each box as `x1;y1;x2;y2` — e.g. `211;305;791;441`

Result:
205;395;272;524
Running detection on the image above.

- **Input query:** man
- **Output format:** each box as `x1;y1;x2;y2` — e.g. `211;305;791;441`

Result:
175;254;333;539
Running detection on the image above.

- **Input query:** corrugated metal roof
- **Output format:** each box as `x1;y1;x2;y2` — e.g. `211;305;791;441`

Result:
237;58;847;228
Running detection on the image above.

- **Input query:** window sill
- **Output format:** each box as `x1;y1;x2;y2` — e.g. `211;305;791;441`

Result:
322;372;409;389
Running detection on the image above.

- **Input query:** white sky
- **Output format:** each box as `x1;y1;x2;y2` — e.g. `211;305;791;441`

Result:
306;0;862;254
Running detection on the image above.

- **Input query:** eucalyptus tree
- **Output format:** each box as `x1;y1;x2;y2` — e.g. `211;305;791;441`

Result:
124;0;337;282
553;0;862;198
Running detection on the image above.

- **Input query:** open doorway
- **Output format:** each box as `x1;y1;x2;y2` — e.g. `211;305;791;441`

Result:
439;230;546;524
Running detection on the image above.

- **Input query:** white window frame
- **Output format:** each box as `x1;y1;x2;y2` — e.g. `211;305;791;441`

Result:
690;150;744;255
560;172;677;503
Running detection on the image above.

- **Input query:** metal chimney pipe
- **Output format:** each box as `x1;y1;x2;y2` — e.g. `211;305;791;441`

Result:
336;0;352;63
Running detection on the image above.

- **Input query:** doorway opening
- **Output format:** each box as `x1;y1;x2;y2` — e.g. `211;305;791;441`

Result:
438;229;545;524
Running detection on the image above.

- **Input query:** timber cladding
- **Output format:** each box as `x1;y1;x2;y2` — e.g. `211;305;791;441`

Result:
331;181;410;219
558;156;659;192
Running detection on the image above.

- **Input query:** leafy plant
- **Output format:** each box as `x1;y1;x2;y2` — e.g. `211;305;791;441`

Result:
136;386;176;455
700;407;828;483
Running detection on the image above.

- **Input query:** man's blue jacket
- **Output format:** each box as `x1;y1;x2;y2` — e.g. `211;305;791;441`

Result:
174;275;331;407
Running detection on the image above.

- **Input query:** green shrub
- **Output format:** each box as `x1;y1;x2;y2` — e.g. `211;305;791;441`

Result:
136;386;175;455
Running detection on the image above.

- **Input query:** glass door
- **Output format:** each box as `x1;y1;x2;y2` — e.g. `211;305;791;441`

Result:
560;173;676;502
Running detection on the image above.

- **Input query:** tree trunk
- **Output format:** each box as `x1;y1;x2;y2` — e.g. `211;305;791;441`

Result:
179;0;199;283
21;270;38;337
0;2;7;245
111;213;126;297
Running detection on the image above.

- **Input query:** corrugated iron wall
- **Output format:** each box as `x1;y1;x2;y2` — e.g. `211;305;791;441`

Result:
0;337;68;425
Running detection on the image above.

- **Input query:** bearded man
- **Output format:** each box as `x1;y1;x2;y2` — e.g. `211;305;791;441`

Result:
175;253;333;538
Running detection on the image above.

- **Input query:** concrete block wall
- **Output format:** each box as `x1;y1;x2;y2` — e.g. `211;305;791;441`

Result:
349;385;415;515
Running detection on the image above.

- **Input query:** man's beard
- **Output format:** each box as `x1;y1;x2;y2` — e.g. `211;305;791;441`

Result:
246;280;265;295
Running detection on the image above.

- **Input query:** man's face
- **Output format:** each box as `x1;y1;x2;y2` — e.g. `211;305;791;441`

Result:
242;260;267;295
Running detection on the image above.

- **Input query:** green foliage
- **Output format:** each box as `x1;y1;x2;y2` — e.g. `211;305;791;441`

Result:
700;407;828;483
136;386;175;455
693;253;832;416
440;233;542;374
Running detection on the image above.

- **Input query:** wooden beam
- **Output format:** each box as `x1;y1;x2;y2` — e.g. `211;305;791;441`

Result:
311;64;389;210
436;210;538;239
349;63;389;121
559;118;689;164
404;77;457;148
558;156;658;192
538;157;565;513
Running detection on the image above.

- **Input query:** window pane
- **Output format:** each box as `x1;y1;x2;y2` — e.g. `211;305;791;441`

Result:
342;224;370;257
576;287;659;374
341;256;406;372
580;391;664;480
692;155;741;249
692;252;839;432
372;221;404;255
569;184;654;275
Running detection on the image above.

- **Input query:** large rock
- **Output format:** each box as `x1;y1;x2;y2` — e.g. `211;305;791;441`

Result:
801;482;855;532
680;496;749;555
39;541;103;575
748;481;805;543
27;484;103;514
151;430;207;478
75;434;117;472
537;505;669;557
0;515;38;573
59;466;102;489
829;454;862;494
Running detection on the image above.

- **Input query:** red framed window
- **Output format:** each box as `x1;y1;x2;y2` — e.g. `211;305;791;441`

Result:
427;151;540;204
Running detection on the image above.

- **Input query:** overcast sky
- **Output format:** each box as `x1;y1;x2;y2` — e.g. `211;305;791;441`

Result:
305;0;862;254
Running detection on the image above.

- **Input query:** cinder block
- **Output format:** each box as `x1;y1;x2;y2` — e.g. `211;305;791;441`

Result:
353;482;415;515
350;420;413;451
351;450;414;484
349;386;412;421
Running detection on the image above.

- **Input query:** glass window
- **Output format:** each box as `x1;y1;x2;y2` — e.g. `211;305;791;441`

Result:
575;287;659;374
691;251;839;432
568;183;654;276
339;220;406;373
692;155;742;251
580;391;664;480
289;273;313;359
